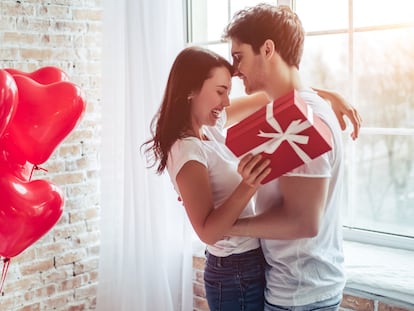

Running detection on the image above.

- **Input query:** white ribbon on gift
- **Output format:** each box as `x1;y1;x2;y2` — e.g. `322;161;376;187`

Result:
244;102;314;164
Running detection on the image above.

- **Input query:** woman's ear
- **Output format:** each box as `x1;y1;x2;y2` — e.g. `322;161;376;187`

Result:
187;92;194;103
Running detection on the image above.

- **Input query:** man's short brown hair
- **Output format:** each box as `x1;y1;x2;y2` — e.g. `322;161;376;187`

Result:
223;4;305;69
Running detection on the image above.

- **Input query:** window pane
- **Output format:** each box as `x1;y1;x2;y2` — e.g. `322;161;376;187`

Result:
188;0;229;43
186;0;414;247
346;134;414;238
354;0;414;28
230;0;277;17
354;28;414;128
205;43;230;59
295;0;348;32
300;34;350;96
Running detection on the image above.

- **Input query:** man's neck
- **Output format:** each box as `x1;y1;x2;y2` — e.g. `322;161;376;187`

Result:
265;66;303;100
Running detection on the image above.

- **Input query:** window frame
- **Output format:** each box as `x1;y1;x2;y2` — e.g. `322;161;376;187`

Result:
184;0;414;251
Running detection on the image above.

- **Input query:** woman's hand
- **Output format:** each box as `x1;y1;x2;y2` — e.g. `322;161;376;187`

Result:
237;153;271;188
314;88;362;140
330;92;362;140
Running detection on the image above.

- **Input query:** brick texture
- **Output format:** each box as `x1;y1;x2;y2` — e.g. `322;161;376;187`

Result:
0;0;102;310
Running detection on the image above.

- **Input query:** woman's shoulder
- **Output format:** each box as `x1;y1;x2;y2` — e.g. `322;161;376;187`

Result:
169;137;207;160
167;137;208;179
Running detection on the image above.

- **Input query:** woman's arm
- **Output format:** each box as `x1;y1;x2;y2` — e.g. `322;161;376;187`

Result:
176;154;270;245
226;92;270;127
314;88;362;140
226;89;362;139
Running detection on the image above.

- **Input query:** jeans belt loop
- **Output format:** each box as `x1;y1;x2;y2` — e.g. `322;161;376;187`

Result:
217;256;222;267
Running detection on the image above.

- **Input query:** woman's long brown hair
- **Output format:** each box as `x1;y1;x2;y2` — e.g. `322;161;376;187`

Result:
142;46;233;174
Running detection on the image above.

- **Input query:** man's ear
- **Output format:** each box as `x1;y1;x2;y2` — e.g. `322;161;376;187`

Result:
262;39;275;58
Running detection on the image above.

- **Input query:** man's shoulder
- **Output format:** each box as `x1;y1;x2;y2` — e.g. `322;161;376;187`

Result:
298;89;341;133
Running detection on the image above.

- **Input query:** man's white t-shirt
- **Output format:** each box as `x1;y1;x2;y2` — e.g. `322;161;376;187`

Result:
166;113;260;257
256;89;346;306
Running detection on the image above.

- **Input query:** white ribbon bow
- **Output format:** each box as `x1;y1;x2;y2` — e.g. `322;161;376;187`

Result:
245;102;314;164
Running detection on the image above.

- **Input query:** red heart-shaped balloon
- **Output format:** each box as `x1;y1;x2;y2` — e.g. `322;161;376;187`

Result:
0;147;32;181
0;75;86;164
5;66;69;85
0;170;63;258
0;70;18;138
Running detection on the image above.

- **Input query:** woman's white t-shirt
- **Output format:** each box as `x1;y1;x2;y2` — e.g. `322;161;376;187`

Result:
166;113;260;257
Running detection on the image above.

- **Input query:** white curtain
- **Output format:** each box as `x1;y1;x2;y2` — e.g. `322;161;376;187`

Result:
97;1;193;310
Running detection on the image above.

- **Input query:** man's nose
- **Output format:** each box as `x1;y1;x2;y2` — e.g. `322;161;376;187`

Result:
233;65;241;77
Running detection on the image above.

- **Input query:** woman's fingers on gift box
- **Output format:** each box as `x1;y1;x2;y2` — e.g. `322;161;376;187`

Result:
238;153;271;187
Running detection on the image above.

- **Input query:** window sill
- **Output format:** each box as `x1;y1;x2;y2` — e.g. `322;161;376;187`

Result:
343;241;414;305
192;240;414;306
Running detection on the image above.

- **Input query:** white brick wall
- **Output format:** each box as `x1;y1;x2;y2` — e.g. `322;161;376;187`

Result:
0;1;102;310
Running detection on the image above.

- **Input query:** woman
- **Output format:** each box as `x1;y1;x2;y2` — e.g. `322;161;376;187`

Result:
143;46;360;311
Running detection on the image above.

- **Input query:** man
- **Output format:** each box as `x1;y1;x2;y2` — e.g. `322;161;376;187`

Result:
224;4;346;311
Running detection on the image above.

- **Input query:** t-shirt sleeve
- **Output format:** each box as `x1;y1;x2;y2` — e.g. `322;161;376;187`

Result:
167;139;208;183
284;151;331;178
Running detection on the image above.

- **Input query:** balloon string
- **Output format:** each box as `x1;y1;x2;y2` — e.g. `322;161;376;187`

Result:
0;258;10;294
29;165;49;181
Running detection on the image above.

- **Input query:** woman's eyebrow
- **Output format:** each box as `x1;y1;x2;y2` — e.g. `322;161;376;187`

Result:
217;84;229;90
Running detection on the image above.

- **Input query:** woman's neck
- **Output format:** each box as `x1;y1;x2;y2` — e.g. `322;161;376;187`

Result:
183;128;208;140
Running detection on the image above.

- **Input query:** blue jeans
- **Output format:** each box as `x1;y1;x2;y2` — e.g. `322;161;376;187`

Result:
204;247;266;311
264;294;342;311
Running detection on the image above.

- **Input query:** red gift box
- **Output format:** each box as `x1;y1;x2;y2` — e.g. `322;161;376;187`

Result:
225;90;332;184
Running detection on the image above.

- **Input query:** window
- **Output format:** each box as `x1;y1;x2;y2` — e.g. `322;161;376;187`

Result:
186;0;414;250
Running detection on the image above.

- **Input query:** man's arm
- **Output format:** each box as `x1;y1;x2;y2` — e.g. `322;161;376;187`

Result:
229;175;329;240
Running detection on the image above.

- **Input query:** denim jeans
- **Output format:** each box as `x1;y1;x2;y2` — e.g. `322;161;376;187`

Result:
264;294;342;311
204;247;266;311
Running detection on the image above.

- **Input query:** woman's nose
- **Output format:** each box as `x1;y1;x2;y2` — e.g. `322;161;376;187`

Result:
223;96;230;107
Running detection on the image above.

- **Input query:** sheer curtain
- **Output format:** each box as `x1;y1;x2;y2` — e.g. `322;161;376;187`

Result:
97;1;193;310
